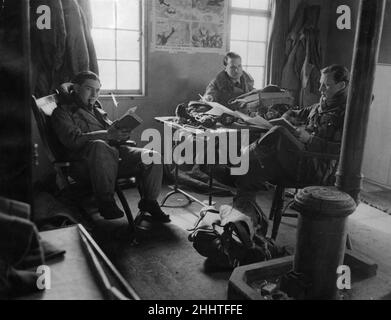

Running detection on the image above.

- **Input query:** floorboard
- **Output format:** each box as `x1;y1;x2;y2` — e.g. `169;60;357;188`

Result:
88;184;391;300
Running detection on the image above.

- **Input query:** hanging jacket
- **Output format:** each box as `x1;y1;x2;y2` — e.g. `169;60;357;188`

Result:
281;4;322;107
30;0;98;96
30;0;67;96
61;0;98;81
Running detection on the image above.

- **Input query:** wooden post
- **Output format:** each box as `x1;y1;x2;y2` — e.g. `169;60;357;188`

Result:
336;0;386;203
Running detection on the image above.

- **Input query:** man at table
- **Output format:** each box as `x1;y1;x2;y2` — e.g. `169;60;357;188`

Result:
234;64;350;199
51;71;170;222
203;52;255;108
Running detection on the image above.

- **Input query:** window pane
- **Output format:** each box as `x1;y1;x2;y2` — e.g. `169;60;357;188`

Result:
117;0;140;30
247;42;266;66
98;61;116;90
117;61;140;90
250;0;269;10
249;16;268;41
230;41;248;65
117;30;140;60
91;0;115;28
92;29;116;59
231;0;250;9
230;15;248;41
245;66;264;89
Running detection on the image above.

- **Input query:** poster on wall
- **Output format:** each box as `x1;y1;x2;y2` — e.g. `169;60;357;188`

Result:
152;0;228;53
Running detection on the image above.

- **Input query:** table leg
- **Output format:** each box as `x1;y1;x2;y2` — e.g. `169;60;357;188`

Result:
160;133;209;210
208;164;213;206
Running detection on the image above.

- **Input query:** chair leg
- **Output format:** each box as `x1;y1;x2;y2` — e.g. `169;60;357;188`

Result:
271;185;285;240
269;185;279;221
346;233;353;250
281;199;299;218
115;183;135;236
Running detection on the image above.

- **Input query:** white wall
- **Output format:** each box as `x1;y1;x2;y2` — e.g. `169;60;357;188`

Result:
362;64;391;187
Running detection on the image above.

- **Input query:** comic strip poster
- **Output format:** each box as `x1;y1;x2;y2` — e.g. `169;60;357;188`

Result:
152;0;228;53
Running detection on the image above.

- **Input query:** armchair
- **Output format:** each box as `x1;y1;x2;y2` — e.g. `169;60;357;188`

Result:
31;93;136;234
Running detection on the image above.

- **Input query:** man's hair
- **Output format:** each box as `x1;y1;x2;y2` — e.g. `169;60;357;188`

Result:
261;84;283;93
321;64;350;84
223;52;241;66
72;71;100;86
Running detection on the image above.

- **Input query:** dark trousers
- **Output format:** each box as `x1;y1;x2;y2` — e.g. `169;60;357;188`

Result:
234;126;305;198
71;140;163;202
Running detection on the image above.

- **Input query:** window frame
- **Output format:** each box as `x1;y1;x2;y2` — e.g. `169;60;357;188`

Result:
92;0;146;97
228;0;272;88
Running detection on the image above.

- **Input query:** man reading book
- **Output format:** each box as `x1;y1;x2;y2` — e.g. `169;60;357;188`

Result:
232;64;350;199
51;71;170;222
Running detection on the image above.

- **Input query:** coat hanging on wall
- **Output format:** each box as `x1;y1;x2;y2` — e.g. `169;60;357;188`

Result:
280;3;322;108
266;0;290;87
30;0;98;97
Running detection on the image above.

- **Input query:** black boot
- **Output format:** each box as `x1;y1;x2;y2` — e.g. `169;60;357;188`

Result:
138;199;170;223
98;199;124;220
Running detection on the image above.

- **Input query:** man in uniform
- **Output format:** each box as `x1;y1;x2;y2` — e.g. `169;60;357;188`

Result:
234;64;350;199
51;71;170;222
203;52;255;108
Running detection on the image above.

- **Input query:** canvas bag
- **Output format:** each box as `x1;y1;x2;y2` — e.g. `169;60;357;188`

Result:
189;206;287;269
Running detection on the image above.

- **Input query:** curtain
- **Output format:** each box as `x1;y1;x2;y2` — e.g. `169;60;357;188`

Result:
265;0;290;87
30;0;98;97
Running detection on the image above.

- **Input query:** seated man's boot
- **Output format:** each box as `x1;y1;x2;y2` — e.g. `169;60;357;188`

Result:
97;198;124;220
138;199;171;223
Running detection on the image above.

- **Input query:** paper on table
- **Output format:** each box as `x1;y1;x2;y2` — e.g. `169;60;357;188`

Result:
234;111;273;130
203;101;237;117
200;101;273;129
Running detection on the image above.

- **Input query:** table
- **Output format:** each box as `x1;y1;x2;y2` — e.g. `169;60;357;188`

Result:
155;116;265;213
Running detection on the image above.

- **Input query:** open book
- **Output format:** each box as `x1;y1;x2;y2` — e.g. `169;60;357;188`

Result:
113;106;143;131
232;111;297;133
268;117;297;134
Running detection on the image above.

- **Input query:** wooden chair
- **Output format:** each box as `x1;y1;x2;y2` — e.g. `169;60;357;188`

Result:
31;93;136;234
268;149;340;240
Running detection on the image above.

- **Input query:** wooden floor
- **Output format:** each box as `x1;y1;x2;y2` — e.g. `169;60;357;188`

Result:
360;179;391;214
89;184;391;300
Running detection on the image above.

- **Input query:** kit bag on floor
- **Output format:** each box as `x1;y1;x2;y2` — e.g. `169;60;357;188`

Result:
189;218;286;269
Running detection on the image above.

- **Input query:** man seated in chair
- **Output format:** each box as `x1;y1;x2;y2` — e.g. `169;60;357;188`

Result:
233;64;350;199
203;51;255;108
51;71;170;222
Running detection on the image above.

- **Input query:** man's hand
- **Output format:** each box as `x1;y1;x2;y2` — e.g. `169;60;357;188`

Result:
294;126;312;144
282;110;303;126
107;125;132;141
203;94;214;102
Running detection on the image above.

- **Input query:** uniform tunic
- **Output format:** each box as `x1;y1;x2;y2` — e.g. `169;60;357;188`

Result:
51;95;162;201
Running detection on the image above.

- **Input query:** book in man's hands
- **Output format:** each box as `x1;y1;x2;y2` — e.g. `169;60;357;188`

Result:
268;117;297;134
113;106;143;131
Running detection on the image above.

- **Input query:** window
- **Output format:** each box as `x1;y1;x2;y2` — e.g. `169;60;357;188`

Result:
91;0;144;95
229;0;271;88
